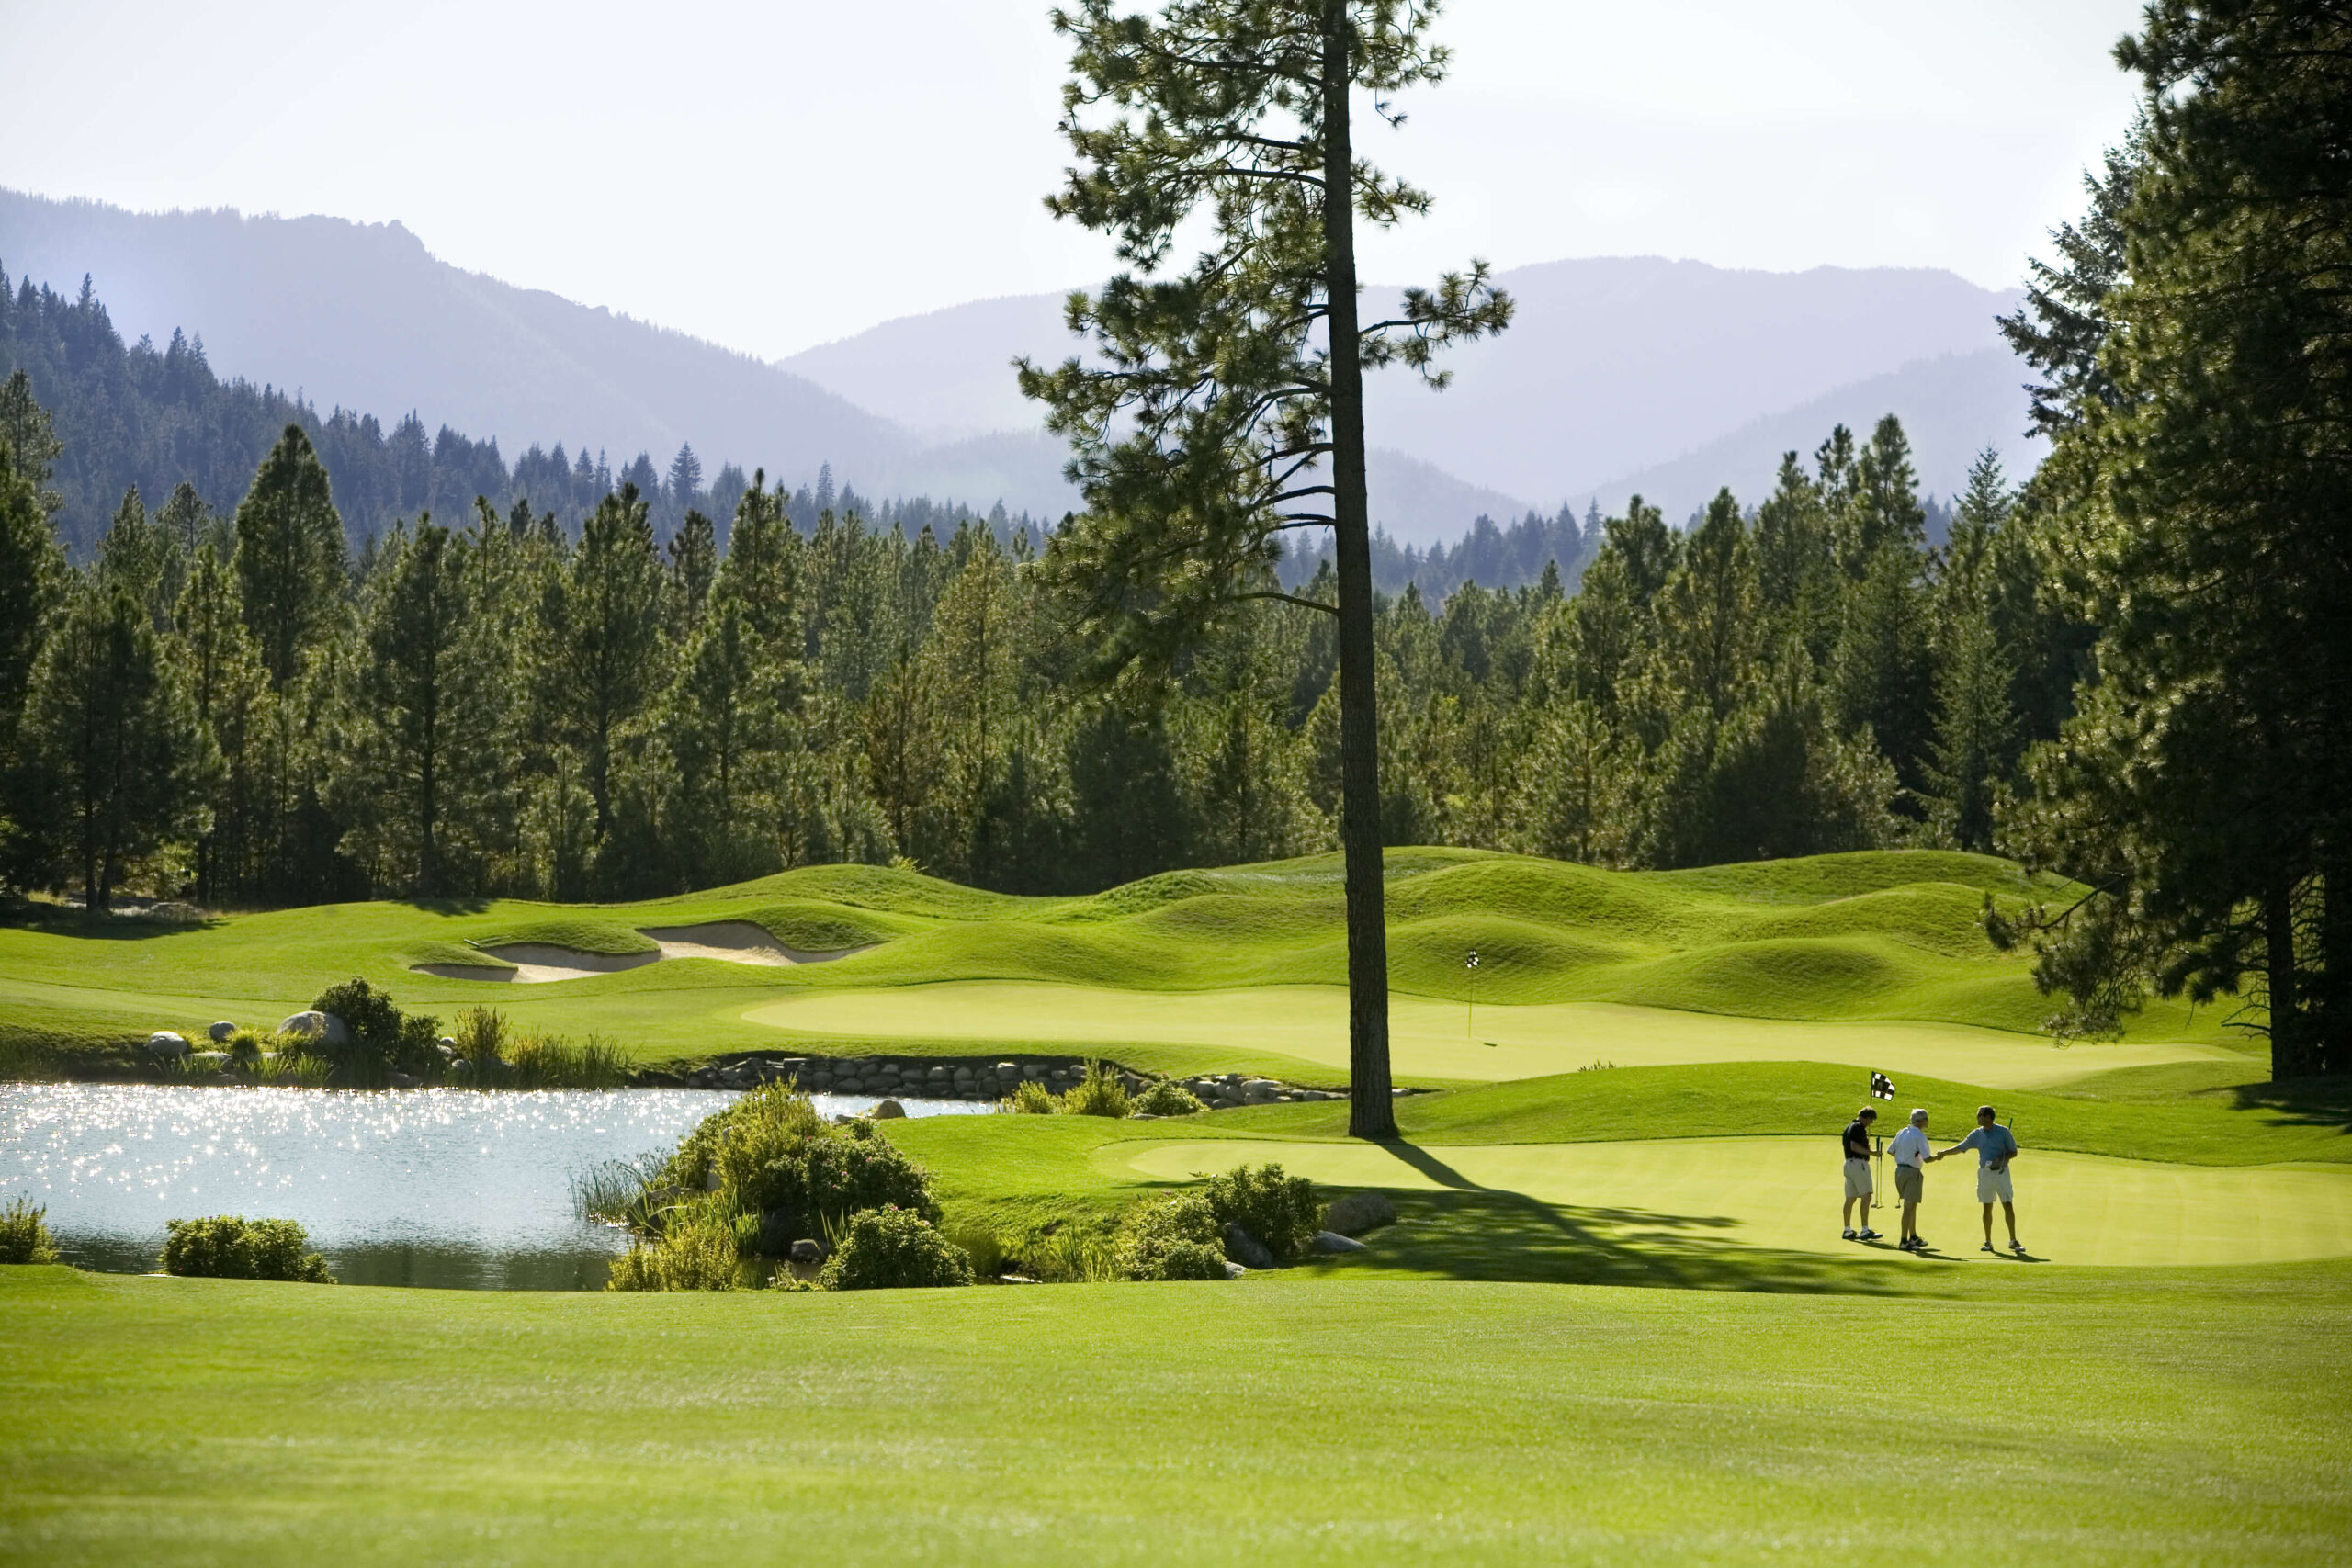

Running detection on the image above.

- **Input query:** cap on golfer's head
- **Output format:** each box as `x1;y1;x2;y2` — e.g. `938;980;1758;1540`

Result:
1910;1108;1928;1125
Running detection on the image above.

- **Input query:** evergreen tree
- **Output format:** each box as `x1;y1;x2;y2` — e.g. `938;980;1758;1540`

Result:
1020;0;1510;1137
234;425;348;689
536;484;664;841
22;578;218;910
1921;452;2016;851
2002;2;2352;1077
332;519;505;895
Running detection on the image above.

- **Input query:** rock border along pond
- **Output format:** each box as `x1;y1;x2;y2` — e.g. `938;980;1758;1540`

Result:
650;1052;1347;1108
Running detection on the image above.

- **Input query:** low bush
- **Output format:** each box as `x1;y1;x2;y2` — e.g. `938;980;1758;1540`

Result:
160;1216;334;1282
817;1206;974;1290
1;1197;62;1265
300;978;441;1085
659;1083;940;1256
605;1201;741;1292
1115;1193;1227;1280
1003;1079;1057;1114
1204;1163;1319;1262
1060;1060;1131;1119
1129;1079;1205;1117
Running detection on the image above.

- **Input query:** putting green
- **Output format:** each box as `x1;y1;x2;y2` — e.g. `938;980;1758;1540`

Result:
1116;1136;2352;1266
747;983;2236;1089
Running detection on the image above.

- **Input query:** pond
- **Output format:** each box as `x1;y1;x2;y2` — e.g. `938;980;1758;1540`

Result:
0;1083;993;1290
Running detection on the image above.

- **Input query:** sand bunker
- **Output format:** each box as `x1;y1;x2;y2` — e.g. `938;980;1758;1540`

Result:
417;925;869;983
416;943;662;984
640;923;869;966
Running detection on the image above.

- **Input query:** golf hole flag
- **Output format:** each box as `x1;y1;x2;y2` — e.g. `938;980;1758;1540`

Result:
1869;1071;1895;1101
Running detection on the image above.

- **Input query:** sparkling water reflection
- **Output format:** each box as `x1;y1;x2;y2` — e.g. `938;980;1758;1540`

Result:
0;1083;990;1289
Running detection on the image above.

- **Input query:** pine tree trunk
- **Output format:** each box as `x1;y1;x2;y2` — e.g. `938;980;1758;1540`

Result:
2322;856;2350;1077
1323;6;1396;1141
2267;874;2311;1080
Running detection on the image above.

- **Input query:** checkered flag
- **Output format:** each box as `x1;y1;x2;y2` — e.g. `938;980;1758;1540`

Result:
1869;1071;1895;1100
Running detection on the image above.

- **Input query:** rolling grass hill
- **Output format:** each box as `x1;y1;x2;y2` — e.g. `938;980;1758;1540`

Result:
0;848;2247;1082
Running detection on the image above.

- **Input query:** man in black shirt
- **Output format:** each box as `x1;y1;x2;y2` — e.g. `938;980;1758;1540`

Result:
1841;1106;1881;1241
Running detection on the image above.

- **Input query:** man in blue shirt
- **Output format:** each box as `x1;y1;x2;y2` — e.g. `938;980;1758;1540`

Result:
1935;1104;2023;1254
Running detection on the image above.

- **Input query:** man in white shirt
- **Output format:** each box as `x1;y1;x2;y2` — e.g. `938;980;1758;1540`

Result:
1889;1108;1934;1251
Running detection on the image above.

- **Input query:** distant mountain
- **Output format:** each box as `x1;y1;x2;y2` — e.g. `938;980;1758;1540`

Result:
780;255;2030;525
0;189;911;487
4;190;2033;547
1578;348;2044;525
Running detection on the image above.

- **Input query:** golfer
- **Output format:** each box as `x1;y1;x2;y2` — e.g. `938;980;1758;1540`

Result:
1936;1104;2024;1254
1840;1105;1881;1240
1888;1109;1933;1250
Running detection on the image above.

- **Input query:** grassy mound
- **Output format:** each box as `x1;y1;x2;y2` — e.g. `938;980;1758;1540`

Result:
0;848;2243;1076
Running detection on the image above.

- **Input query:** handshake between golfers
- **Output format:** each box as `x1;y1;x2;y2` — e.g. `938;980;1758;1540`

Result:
1844;1102;2025;1256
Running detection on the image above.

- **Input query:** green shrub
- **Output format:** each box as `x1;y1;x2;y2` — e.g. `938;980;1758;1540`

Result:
605;1202;741;1291
303;978;440;1084
1060;1060;1132;1118
1129;1079;1205;1117
660;1084;940;1254
160;1216;334;1282
817;1207;974;1290
221;1028;269;1065
1204;1163;1319;1262
1003;1078;1057;1114
1115;1192;1227;1280
1;1197;62;1265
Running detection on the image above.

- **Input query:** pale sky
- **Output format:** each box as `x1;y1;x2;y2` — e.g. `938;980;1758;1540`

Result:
0;0;2147;361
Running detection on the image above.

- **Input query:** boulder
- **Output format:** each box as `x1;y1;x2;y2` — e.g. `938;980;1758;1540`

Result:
277;1010;352;1049
388;1071;423;1089
1322;1191;1396;1236
144;1030;190;1055
207;1021;236;1043
188;1051;230;1071
872;1099;908;1119
1310;1230;1368;1254
436;1036;458;1054
1222;1222;1275;1270
1222;1261;1250;1280
789;1238;826;1264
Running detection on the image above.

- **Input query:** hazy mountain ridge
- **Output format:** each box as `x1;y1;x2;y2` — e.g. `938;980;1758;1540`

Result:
4;189;2038;547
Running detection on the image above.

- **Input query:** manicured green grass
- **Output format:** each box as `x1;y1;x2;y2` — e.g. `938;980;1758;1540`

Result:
5;1262;2347;1564
0;849;2240;1077
748;984;2241;1088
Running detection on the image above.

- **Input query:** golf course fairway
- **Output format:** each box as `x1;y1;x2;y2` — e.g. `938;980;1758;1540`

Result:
749;983;2236;1089
1119;1136;2352;1266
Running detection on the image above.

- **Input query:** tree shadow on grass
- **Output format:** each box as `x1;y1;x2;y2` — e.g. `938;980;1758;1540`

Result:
395;896;494;917
1314;1139;1907;1296
0;903;225;941
2223;1077;2352;1141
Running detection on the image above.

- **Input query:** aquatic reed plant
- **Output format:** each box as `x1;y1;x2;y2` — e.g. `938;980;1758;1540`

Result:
605;1200;742;1292
1059;1060;1132;1119
1002;1079;1057;1114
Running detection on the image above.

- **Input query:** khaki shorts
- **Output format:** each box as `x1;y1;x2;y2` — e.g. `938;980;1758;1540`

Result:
1843;1157;1873;1199
1977;1166;2015;1204
1894;1164;1923;1202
